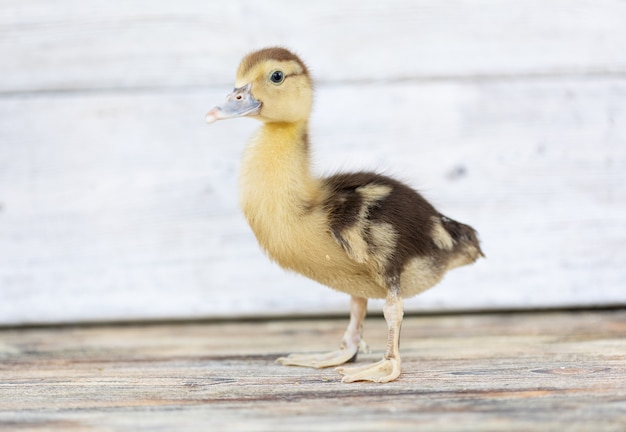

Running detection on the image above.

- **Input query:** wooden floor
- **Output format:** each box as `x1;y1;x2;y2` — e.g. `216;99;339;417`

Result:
1;310;625;431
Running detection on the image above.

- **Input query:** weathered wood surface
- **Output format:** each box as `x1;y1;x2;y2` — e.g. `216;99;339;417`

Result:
0;310;625;431
1;79;624;324
2;0;625;92
1;0;626;325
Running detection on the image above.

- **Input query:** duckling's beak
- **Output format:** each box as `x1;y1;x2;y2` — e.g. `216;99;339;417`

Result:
205;83;261;123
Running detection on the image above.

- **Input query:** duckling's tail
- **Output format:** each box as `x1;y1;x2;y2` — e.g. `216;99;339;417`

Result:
440;215;485;267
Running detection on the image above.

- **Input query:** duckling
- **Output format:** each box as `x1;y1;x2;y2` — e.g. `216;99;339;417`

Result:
205;47;483;383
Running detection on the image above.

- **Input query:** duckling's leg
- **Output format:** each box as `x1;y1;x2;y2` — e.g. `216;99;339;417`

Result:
337;288;403;383
276;296;369;368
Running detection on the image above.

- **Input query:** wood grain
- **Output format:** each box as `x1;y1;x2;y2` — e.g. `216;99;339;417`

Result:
1;0;625;92
0;310;625;431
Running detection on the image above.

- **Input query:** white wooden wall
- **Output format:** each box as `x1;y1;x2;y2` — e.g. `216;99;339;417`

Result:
1;0;625;325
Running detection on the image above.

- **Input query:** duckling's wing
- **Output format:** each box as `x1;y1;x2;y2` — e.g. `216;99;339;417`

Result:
321;172;438;270
322;171;483;277
322;172;389;265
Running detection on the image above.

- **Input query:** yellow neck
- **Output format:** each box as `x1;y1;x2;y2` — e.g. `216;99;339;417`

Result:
239;121;320;238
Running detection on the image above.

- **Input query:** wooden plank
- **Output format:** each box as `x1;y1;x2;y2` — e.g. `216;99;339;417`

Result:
0;310;625;431
1;0;625;92
1;78;625;325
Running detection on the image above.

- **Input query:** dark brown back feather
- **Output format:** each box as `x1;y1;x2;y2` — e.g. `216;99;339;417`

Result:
323;172;441;275
323;171;483;283
441;216;483;252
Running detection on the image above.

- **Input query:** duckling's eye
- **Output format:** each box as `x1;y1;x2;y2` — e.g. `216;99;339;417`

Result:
269;70;284;85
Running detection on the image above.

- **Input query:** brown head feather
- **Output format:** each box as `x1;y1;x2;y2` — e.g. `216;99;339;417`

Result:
239;47;310;78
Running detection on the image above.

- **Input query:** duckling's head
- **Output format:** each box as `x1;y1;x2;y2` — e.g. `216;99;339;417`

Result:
206;47;312;124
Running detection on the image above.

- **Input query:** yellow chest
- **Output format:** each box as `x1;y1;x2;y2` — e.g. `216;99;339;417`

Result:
238;123;328;267
237;123;387;298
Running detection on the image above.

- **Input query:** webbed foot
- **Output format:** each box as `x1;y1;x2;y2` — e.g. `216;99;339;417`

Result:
276;345;361;369
276;296;369;369
336;357;401;383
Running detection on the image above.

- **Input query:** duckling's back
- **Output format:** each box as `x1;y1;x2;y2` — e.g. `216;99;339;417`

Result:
322;171;484;298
